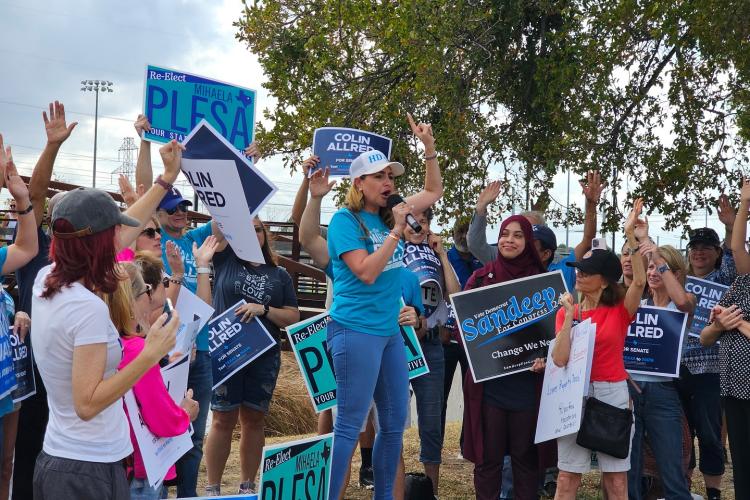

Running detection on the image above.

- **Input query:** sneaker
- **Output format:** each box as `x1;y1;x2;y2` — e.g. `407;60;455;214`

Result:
204;484;221;497
238;481;257;494
690;494;705;500
359;465;374;489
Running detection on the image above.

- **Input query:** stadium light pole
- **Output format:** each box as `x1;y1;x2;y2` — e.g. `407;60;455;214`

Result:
80;80;114;188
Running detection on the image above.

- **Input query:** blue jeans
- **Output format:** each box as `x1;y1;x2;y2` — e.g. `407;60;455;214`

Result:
628;381;691;500
130;478;168;500
175;351;212;498
327;320;409;500
411;337;445;464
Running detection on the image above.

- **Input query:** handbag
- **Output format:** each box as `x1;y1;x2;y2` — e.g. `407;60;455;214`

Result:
573;305;633;459
404;472;434;500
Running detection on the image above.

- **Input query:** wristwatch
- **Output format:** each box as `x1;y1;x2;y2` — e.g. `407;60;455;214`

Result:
657;263;670;274
261;304;270;318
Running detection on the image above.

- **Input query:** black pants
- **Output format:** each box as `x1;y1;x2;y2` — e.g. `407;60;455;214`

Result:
441;342;468;443
33;451;130;500
724;396;750;499
12;361;48;500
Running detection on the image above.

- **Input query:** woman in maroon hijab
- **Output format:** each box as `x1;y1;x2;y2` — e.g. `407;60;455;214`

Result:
461;215;547;500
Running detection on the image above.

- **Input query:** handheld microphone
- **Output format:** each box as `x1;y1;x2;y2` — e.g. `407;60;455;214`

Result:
386;194;423;233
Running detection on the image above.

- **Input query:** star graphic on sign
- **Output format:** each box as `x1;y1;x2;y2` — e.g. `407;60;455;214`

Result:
321;442;331;463
237;90;253;107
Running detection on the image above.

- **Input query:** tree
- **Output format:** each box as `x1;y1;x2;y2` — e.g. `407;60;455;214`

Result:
236;0;750;231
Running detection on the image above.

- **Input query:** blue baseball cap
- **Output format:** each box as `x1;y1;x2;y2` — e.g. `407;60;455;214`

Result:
158;188;193;211
532;224;557;252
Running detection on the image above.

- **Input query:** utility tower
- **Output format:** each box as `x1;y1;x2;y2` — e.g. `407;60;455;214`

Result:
112;137;138;185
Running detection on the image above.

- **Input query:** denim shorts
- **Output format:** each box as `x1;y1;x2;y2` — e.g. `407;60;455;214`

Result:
211;345;281;414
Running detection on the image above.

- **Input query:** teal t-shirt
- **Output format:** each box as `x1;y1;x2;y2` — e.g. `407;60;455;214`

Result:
160;223;213;351
327;209;404;336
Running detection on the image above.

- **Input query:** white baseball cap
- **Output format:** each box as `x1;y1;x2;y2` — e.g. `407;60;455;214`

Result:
349;150;404;180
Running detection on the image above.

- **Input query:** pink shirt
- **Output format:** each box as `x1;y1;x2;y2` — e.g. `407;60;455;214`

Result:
116;247;136;263
119;336;190;481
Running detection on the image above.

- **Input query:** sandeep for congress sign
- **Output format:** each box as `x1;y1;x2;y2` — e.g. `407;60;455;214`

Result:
311;127;392;177
143;65;256;152
450;271;568;382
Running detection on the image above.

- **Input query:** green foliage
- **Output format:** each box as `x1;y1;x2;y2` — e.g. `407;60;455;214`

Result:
236;0;750;231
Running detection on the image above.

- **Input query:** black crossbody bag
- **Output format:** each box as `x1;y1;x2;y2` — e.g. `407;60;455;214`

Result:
573;306;633;459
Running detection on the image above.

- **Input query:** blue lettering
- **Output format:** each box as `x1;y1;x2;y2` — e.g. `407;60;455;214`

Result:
210;101;228;136
489;308;509;329
462;319;478;342
170;90;187;133
368;153;383;163
146;86;168;122
229;107;250;148
507;297;521;321
520;296;533;315
541;287;557;310
191;95;208;128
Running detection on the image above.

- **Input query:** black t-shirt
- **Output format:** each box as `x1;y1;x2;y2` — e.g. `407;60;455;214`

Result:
14;227;52;315
212;245;298;340
482;370;539;412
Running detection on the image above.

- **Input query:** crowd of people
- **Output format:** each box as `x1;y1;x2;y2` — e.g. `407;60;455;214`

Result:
0;99;746;500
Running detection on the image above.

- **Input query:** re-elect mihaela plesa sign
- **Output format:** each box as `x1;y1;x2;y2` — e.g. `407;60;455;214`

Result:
143;65;256;151
286;312;337;413
625;305;688;378
208;300;277;390
535;319;596;444
260;433;334;500
182;120;277;263
450;270;568;383
685;276;728;338
311;127;392;177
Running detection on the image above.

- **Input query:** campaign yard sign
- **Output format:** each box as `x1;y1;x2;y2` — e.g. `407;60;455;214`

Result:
404;243;445;321
10;329;35;403
143;65;256;151
182;120;277;263
286;313;336;413
208;300;277;390
260;433;334;500
685;277;728;338
625;305;688;377
450;271;568;382
535;319;596;443
311;127;392;177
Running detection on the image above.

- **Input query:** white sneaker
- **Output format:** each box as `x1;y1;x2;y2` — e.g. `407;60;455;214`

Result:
690;494;704;500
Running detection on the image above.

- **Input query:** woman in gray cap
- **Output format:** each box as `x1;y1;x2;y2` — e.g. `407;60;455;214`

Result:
30;141;184;500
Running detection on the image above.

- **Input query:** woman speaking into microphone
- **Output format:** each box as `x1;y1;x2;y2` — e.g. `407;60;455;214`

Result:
326;114;443;499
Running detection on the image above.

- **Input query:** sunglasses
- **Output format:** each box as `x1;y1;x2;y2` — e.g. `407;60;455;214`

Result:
254;226;264;233
165;204;189;215
136;283;153;299
140;227;159;239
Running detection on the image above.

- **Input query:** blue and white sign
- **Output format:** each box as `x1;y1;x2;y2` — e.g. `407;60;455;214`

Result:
182;120;277;263
404;243;444;321
0;311;16;400
625;305;688;377
312;127;392;177
10;329;35;403
685;277;728;338
208;300;277;390
143;65;256;151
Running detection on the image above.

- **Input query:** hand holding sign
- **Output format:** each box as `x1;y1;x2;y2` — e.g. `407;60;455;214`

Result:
180;388;199;422
235;302;265;323
158;140;184;184
398;305;419;328
301;155;320;177
134;114;151;137
143;311;179;364
244;141;262;163
530;357;546;373
13;311;30;343
713;304;744;331
407;112;434;149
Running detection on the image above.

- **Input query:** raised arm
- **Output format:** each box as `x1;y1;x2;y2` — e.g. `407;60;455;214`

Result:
403;113;443;213
731;182;750;274
641;240;696;313
134;115;153;189
467;181;501;265
574;171;603;260
28;101;78;226
120;140;182;248
0;143;38;273
193;236;219;306
291;156;315;227
300;164;334;269
551;293;575;367
624;198;648;316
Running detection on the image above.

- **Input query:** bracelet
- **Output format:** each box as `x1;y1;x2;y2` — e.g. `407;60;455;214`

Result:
155;175;173;191
15;204;33;215
424;153;438;161
169;276;183;285
196;267;211;274
388;232;401;242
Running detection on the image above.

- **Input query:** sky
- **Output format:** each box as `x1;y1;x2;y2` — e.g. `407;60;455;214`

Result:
0;0;733;251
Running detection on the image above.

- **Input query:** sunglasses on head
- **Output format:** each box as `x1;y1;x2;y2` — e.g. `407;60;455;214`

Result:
165;204;189;215
140;227;159;239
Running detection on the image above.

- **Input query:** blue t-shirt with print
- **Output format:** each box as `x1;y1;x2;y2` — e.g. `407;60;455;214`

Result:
0;246;15;416
327;209;404;336
160;223;213;351
548;252;576;292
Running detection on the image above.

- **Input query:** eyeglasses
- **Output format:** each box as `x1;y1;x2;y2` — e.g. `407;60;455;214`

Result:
254;226;264;233
136;283;153;299
165;204;189;215
140;227;159;239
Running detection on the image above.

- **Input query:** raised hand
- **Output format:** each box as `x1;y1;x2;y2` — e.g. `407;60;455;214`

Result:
301;155;320;177
165;240;185;278
407;113;435;148
309;167;335;199
193;235;219;267
244;141;262;163
4;150;30;204
158;140;184;184
43;101;77;145
0;134;9;191
134;114;151;137
476;181;502;215
581;171;604;204
717;194;736;228
741;179;750;204
427;232;445;255
625;198;645;237
118;174;140;207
